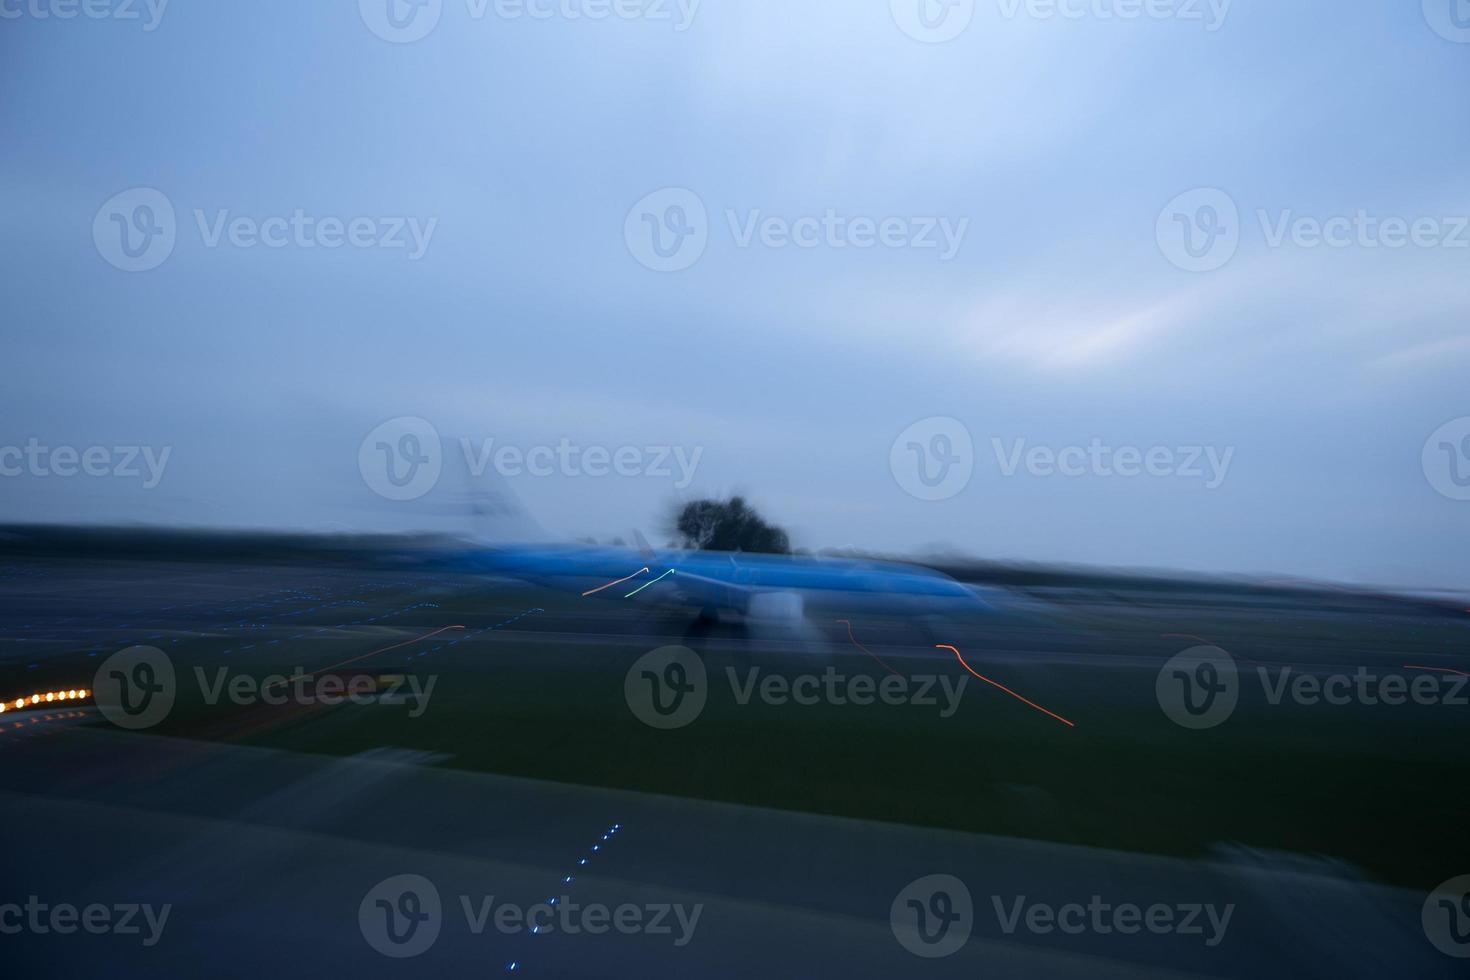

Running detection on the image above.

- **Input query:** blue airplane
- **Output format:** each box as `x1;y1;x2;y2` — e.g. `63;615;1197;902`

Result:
463;537;989;625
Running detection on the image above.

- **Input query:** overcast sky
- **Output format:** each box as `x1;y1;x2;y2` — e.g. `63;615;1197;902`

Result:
2;1;1467;588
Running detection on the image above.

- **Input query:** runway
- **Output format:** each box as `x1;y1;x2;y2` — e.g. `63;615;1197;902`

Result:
1;540;1468;976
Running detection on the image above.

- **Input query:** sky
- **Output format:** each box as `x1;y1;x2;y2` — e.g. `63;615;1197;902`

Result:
1;0;1468;588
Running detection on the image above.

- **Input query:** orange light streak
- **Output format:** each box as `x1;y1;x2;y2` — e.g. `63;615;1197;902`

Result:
583;567;650;597
835;619;903;677
263;624;465;693
1404;665;1470;677
935;644;1075;728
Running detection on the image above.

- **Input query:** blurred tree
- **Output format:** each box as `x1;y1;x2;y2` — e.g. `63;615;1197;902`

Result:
670;497;791;554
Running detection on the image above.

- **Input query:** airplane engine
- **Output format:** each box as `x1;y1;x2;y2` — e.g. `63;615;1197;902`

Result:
746;590;805;624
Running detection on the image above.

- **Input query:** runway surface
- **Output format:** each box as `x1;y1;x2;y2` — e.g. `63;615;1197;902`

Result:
1;540;1467;976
